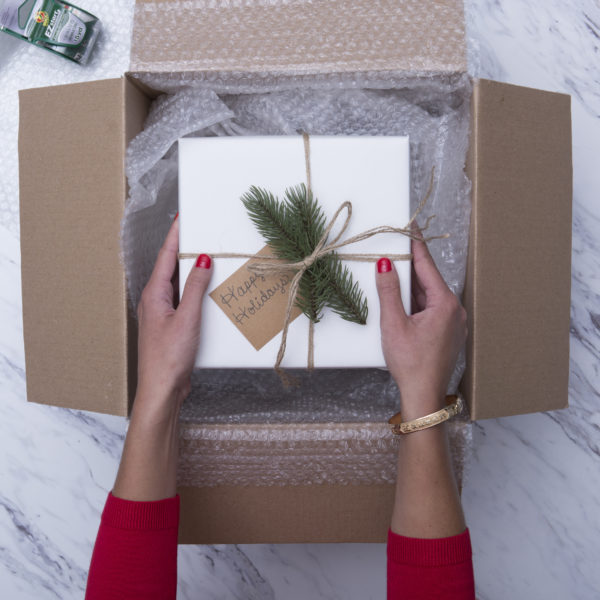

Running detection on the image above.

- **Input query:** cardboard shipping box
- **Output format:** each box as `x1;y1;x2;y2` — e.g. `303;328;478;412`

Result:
19;0;572;543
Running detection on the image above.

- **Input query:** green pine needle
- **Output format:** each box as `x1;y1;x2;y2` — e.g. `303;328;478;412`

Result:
320;255;368;325
241;186;302;261
241;184;368;325
284;184;326;255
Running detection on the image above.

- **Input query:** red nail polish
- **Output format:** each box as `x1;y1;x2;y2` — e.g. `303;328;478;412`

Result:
196;254;211;269
377;257;392;273
174;211;179;221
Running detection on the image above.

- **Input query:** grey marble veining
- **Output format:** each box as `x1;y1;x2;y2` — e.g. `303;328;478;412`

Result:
1;0;599;598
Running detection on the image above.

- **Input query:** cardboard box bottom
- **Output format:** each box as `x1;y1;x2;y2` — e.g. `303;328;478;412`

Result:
178;484;395;544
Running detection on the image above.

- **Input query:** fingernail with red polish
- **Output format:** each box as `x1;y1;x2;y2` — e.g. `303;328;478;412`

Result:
377;257;392;273
174;211;179;221
196;254;211;269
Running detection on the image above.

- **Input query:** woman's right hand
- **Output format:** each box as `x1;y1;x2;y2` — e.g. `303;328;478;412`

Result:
375;236;467;421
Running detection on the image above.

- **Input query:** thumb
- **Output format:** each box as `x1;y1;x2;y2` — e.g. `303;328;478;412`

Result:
178;254;213;326
375;257;407;329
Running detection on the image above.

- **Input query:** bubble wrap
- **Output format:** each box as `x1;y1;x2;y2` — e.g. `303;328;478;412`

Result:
122;70;473;487
0;0;135;238
177;369;472;487
130;0;467;86
178;419;472;488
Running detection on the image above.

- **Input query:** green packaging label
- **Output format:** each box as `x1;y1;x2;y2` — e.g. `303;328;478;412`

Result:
0;0;101;64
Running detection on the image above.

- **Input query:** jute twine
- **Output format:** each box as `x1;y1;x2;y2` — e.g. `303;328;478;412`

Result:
179;133;447;383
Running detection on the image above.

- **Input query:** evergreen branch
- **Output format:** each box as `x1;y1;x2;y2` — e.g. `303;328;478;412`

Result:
241;186;304;261
241;184;368;326
319;255;368;325
242;185;324;322
295;267;327;323
284;184;326;256
283;185;329;323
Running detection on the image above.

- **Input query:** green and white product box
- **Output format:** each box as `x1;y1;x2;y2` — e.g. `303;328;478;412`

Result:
0;0;100;64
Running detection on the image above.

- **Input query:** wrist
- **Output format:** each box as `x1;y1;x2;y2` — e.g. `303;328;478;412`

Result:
137;362;191;401
132;384;183;427
397;388;446;422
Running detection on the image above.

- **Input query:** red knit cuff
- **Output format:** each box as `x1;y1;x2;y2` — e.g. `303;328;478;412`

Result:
387;528;472;567
101;492;180;531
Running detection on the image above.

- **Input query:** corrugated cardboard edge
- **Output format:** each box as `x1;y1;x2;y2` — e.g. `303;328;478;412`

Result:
19;78;150;416
123;78;152;412
178;484;395;543
462;79;572;420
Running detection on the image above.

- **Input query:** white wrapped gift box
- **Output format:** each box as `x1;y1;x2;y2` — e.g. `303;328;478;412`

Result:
178;135;411;368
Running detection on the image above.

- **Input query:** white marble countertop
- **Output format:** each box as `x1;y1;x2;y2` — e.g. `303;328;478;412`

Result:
1;1;599;598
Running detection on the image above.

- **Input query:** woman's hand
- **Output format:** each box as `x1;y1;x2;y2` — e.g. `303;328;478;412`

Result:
136;217;212;415
375;236;467;420
113;217;212;501
377;235;469;539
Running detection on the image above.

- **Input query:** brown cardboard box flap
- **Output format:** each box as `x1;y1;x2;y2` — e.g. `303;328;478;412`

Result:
462;79;572;420
178;484;395;543
130;0;467;76
19;78;149;416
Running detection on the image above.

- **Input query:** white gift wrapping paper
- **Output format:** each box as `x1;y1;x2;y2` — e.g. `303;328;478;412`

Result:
179;135;410;368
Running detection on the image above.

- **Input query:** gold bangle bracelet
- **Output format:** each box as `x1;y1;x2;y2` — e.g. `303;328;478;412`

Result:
388;395;463;435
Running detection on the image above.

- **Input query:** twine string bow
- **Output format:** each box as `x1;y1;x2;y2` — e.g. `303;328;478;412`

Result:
179;133;446;381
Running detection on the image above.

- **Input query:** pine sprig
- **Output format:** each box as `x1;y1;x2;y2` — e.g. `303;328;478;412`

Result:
242;185;326;322
295;267;327;323
284;184;326;255
241;186;302;261
242;184;368;326
284;184;329;322
320;255;368;325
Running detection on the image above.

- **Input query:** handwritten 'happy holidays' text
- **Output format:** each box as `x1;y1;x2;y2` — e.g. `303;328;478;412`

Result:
219;270;292;325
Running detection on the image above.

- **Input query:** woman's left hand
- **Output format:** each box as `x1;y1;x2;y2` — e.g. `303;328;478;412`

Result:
112;217;212;501
135;217;212;415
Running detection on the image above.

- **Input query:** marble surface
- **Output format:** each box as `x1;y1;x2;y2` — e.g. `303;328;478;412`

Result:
1;1;599;598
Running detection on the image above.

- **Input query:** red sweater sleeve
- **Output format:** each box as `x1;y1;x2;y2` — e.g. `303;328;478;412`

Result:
85;492;180;600
387;528;475;599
